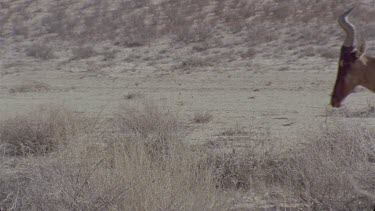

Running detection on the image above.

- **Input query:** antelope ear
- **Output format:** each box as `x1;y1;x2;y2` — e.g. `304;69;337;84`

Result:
356;40;367;57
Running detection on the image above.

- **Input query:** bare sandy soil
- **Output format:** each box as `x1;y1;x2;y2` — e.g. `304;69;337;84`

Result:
1;38;375;147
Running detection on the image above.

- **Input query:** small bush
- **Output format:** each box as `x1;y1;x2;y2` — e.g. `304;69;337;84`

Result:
279;121;375;210
205;121;375;209
173;22;213;43
0;103;229;210
71;46;97;60
193;111;213;123
41;13;65;34
246;24;278;45
9;80;50;93
123;92;143;100
207;127;280;191
0;106;81;156
115;102;180;161
178;57;213;71
12;21;28;37
316;46;338;59
25;44;55;60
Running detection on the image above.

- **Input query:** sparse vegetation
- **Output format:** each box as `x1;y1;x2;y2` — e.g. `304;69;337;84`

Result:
115;103;180;161
327;101;375;118
123;91;143;100
278;122;375;210
71;46;97;60
193;111;213;123
25;44;55;60
1;103;375;210
0;104;230;210
9;81;51;93
12;21;28;37
317;46;338;59
0;105;81;156
178;57;213;71
2;0;366;46
205;120;375;210
2;0;375;210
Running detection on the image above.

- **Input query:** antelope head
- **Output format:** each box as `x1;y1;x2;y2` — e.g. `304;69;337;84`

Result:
331;8;375;107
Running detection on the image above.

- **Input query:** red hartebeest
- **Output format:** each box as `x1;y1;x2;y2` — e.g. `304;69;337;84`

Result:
331;7;375;107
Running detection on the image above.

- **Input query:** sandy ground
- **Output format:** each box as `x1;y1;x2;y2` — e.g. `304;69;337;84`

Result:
2;39;375;151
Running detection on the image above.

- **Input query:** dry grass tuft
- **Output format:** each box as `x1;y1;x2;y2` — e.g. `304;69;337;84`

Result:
0;103;229;210
114;102;181;162
327;101;375;118
206;127;280;191
9;80;51;94
25;44;55;60
193;111;213;123
1;102;375;210
123;91;143;100
278;121;375;210
207;121;375;209
0;105;81;156
71;46;97;60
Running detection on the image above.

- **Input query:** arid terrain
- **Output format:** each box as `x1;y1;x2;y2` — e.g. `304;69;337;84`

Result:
1;0;375;210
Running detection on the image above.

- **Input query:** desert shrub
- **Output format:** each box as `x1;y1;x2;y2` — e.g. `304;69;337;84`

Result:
71;46;97;60
10;134;228;210
25;44;55;60
115;103;180;161
12;21;28;37
0;106;81;156
175;56;214;73
298;46;316;57
205;120;375;210
0;103;229;210
119;12;156;46
41;11;67;34
327;102;375;118
0;167;31;210
246;24;278;46
208;151;254;190
9;80;50;93
193;111;213;123
316;46;338;59
206;127;281;191
172;22;213;43
123;91;143;100
279;121;375;210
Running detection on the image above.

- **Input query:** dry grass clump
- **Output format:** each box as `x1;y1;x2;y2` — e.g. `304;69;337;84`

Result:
327;101;375;118
206;128;281;191
193;111;213;123
178;56;214;71
71;46;97;60
12;21;29;37
279;121;375;210
207;121;375;209
9;80;51;94
115;103;178;138
25;44;55;60
17;137;227;210
114;103;181;162
0;105;81;156
123;91;143;100
0;103;229;210
316;46;338;59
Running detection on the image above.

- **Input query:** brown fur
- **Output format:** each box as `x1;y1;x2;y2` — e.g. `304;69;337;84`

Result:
331;46;375;107
331;8;375;107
